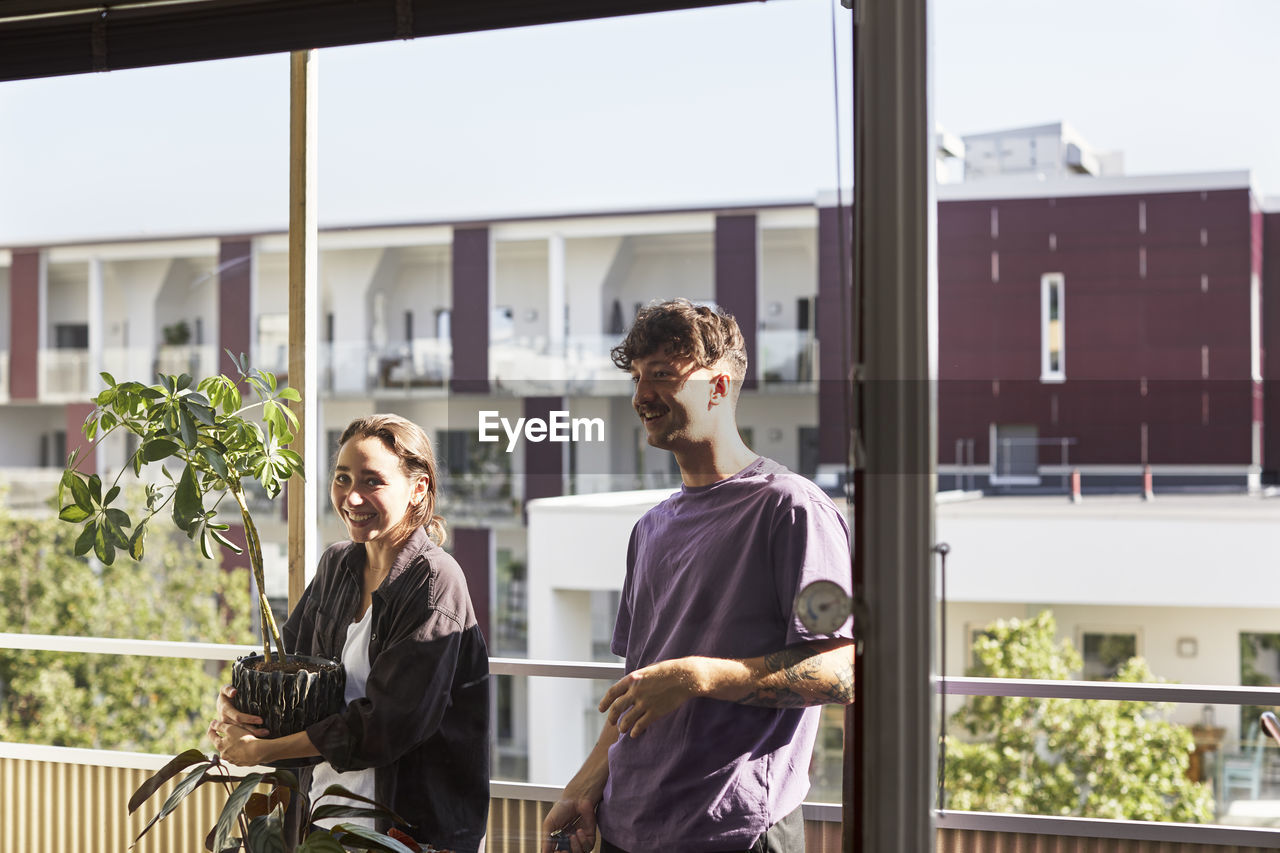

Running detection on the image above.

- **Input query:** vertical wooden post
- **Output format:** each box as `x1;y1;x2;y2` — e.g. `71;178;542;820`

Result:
287;49;320;614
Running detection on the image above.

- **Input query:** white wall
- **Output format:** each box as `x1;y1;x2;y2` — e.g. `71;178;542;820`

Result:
605;232;714;318
494;240;549;344
46;265;88;328
759;226;816;331
0;406;66;466
525;491;673;784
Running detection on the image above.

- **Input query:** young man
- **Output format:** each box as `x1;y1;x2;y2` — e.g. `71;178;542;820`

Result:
542;299;854;853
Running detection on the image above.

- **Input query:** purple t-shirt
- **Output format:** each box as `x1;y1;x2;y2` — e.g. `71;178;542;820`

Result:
597;457;853;852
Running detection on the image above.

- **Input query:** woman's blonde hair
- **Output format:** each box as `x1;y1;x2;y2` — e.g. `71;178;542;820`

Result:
337;414;447;546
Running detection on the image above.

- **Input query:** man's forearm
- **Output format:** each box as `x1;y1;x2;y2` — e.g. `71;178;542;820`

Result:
702;639;854;708
564;719;619;802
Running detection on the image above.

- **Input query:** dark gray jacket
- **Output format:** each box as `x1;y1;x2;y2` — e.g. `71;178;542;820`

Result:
283;526;489;852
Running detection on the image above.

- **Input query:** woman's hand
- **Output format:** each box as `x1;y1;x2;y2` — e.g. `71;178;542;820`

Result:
208;720;263;766
214;684;270;738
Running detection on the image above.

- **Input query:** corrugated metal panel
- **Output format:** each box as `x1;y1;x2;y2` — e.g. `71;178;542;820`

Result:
11;758;1279;853
1;756;847;851
938;827;1274;853
1;756;224;851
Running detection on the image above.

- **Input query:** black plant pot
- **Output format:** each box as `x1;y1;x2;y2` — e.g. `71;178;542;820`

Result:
231;653;345;762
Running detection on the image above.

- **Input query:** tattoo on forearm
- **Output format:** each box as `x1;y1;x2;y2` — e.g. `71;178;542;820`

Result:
739;645;855;708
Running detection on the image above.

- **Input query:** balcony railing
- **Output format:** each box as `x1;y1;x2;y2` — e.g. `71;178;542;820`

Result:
40;347;90;399
759;328;818;388
6;631;1280;850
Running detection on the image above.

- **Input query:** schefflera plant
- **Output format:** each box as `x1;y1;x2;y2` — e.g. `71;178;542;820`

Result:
58;355;303;665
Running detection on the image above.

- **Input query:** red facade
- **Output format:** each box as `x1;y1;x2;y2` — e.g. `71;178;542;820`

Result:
937;188;1261;478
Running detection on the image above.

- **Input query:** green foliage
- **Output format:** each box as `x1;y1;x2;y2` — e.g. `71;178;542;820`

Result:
944;611;1214;823
1238;632;1280;733
0;500;253;753
57;361;301;566
129;752;418;853
55;355;303;661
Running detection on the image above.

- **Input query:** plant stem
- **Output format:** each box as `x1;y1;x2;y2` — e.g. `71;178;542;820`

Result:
231;484;286;664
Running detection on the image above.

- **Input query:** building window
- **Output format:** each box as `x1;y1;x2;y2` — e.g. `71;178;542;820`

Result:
1080;629;1138;680
1041;272;1065;381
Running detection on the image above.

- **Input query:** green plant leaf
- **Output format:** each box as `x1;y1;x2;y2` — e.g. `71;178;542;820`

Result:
298;833;347;853
179;408;198;448
128;749;210;813
73;521;97;556
105;508;133;548
244;806;286;853
104;485;120;506
313;785;408;825
132;762;217;842
210;526;243;554
93;520;116;564
68;473;93;512
200;445;231;481
129;522;148;561
278;387;300;402
88;473;103;504
211;773;265;853
142;438;181;462
59;504;91;523
244;786;292;821
173;464;203;533
329;825;416;853
310;803;402;822
105;507;131;530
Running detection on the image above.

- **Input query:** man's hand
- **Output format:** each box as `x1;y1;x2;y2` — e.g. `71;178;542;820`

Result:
541;797;597;853
599;657;710;737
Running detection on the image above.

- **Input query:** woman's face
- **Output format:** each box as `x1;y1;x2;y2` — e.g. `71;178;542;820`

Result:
330;434;426;548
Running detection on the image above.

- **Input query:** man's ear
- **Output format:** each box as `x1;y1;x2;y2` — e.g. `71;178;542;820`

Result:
709;371;733;405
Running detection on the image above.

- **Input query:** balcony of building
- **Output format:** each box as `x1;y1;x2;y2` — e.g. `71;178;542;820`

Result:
4;632;1280;851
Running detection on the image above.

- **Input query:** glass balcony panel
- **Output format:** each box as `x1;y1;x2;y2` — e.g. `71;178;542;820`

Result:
153;344;218;380
39;348;89;399
759;328;818;387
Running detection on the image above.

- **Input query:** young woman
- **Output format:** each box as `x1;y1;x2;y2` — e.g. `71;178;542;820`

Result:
209;414;489;852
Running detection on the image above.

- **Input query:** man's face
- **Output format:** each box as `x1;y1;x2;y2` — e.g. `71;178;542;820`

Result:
629;351;719;450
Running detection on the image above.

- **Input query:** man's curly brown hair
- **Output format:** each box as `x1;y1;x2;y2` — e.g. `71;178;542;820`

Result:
610;298;748;389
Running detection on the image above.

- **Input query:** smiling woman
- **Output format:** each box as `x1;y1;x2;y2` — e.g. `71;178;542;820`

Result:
211;413;490;852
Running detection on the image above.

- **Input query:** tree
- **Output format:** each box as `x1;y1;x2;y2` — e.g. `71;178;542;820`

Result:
944;610;1214;823
0;496;254;754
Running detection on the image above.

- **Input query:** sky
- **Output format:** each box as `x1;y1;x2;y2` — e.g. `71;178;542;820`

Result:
0;0;1277;245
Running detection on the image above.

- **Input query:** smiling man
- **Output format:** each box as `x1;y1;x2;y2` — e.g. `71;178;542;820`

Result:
542;298;854;853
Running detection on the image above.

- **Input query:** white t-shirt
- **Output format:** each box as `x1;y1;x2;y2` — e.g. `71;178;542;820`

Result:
309;605;377;831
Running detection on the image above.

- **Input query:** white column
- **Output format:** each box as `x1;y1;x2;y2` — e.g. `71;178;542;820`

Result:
87;258;105;477
548;233;566;359
87;258;104;389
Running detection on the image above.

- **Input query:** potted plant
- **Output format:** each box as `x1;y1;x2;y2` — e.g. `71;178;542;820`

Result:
57;354;344;739
128;748;448;852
